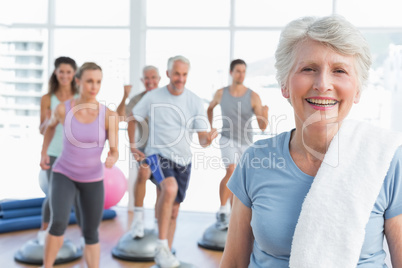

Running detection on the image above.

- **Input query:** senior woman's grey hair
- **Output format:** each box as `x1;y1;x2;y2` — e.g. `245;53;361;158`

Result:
167;55;191;72
275;16;372;92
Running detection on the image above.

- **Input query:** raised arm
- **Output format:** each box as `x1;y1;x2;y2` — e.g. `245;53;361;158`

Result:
105;108;119;168
126;115;145;161
251;91;269;132
207;89;223;128
116;85;132;122
220;196;254;268
385;214;402;267
40;103;64;169
39;94;51;134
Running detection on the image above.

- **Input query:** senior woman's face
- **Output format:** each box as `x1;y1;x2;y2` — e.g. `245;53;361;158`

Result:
283;39;360;128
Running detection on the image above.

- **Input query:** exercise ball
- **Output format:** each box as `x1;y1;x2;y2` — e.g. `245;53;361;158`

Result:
38;170;49;196
103;165;127;209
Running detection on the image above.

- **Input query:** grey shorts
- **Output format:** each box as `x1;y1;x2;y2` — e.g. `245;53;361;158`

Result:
219;136;250;167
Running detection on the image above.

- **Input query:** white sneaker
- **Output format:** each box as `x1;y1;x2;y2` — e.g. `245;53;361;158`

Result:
37;230;46;246
130;219;145;238
80;237;85;248
215;212;230;230
154;244;180;268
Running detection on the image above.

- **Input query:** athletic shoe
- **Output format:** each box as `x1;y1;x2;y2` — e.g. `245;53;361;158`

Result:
37;230;46;246
130;219;145;238
215;211;230;230
154;244;180;268
80;237;85;248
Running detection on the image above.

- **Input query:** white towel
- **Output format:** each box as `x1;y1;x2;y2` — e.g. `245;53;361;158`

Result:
289;120;402;268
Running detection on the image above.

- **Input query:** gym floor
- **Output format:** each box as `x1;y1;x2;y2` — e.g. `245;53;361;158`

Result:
0;207;223;268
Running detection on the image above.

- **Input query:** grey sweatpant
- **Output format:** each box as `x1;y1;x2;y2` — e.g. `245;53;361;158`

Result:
42;156;81;226
49;172;104;244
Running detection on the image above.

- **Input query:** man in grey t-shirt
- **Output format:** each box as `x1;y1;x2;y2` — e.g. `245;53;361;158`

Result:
116;65;160;238
131;56;218;267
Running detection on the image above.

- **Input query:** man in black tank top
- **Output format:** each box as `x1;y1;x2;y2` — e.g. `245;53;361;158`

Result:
207;59;269;230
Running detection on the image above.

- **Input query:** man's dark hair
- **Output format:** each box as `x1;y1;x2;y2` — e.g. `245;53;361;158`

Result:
230;59;247;72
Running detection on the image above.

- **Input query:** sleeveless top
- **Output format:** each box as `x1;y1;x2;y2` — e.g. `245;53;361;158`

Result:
220;86;254;145
52;99;107;182
47;94;63;157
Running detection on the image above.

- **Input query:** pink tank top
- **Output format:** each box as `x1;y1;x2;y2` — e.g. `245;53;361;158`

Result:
53;99;106;182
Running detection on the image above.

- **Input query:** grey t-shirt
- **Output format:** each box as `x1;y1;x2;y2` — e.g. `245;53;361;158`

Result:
133;86;209;165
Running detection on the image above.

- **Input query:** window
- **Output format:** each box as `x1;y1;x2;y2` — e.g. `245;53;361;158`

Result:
55;0;129;26
0;0;48;24
146;0;230;27
337;0;402;27
54;29;130;106
235;0;332;26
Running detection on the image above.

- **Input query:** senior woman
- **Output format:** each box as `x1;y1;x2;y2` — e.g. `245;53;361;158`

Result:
220;16;402;268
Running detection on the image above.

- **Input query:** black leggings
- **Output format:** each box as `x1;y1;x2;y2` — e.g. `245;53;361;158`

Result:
42;156;81;226
49;172;104;244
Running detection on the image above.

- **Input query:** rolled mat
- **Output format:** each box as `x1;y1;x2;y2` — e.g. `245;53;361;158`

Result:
0;207;43;219
0;198;45;211
0;209;116;234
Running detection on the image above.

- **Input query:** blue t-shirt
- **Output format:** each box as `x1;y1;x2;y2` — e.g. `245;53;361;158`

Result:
132;86;209;166
228;130;402;267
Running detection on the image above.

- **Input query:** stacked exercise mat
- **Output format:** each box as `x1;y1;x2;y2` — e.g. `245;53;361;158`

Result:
0;197;116;233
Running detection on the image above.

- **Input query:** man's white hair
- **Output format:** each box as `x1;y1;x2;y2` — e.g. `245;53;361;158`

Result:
167;55;190;72
142;65;159;77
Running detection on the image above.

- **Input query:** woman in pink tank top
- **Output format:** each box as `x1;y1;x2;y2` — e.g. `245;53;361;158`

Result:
40;62;119;268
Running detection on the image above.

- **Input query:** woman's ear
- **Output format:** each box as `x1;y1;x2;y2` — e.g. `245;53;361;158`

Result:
354;89;361;104
281;87;290;98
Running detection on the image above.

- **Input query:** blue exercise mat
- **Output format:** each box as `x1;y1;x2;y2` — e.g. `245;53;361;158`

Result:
0;207;42;219
0;198;44;211
0;209;116;233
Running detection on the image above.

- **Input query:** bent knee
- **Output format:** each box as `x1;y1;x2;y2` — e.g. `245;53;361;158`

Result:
82;228;99;245
49;220;67;236
161;178;178;197
137;167;150;180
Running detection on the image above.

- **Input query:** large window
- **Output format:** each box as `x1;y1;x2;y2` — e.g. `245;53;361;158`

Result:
337;0;402;27
53;29;130;105
146;0;230;27
55;0;129;26
0;0;48;24
235;0;332;26
1;1;402;212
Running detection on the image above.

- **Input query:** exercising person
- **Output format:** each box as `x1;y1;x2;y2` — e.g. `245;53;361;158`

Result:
38;56;80;245
116;66;161;238
40;62;119;268
207;59;269;230
131;56;217;267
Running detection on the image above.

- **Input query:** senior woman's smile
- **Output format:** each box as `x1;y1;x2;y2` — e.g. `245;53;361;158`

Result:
305;97;339;110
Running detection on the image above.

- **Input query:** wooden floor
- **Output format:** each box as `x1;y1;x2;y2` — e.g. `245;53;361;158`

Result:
0;207;223;268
